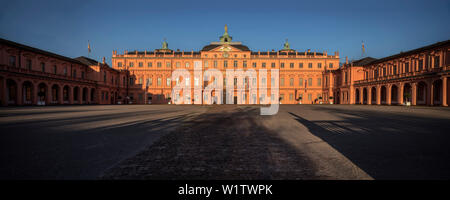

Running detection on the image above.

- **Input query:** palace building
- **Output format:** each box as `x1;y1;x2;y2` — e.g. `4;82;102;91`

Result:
111;25;340;104
327;40;449;106
1;26;448;106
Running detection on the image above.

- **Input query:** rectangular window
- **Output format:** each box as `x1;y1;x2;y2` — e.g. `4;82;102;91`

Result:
129;62;134;67
64;67;67;76
167;78;171;86
393;65;397;74
329;63;333;68
289;78;294;86
185;62;190;68
166;62;171;68
299;63;303;68
194;77;199;86
157;78;162;86
308;78;312;86
214;61;218;68
118;62;122;67
41;63;45;72
318;63;322;68
73;69;76;78
157;62;162;68
223;61;227;68
280;78;285;86
139;78;143;84
243;61;247;68
234;60;238;67
9;56;16;67
289;93;293;100
148;78;152;86
262;78;266;86
299;78;303;86
405;63;409;73
280;63;285;68
252;62;256;68
148;62;152;67
139;62;143;67
53;65;57;74
271;78;275;86
185;77;190;86
418;60;423;71
27;59;32;70
434;56;440;68
317;78;322;86
271;63;275;68
308;63;312;68
262;62;266;68
205;61;209;68
308;93;312;101
290;63;294;68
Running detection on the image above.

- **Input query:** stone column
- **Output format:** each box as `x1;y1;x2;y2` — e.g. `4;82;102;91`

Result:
1;78;7;106
399;83;404;105
367;87;372;105
87;88;91;104
32;83;38;105
387;84;392;105
360;88;364;104
45;84;51;105
442;77;447;106
412;82;417;106
58;85;64;104
68;86;73;104
376;86;381;105
16;81;22;105
429;80;434;106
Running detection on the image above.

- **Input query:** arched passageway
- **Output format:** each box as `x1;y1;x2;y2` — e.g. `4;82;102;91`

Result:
381;86;387;104
433;79;442;105
51;84;60;104
355;88;360;104
22;81;33;105
417;81;427;105
371;87;377;104
6;79;18;105
391;85;398;105
362;88;368;104
37;83;47;105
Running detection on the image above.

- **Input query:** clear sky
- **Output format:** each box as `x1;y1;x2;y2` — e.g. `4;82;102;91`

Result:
1;0;449;65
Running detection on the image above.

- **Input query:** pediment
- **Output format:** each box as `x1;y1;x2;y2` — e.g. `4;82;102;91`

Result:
210;45;242;52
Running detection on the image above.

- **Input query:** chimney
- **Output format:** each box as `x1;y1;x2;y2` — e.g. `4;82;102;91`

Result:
102;57;105;64
346;56;348;64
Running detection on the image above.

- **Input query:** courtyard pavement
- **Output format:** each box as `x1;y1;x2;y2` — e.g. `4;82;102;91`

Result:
0;105;449;179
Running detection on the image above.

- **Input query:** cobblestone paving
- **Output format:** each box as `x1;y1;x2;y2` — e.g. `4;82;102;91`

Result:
101;106;319;180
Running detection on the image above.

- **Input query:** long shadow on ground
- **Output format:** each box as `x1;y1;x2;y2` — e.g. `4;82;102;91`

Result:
289;106;450;179
102;106;320;180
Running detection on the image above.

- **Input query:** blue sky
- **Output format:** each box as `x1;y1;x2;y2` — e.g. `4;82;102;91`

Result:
1;0;449;65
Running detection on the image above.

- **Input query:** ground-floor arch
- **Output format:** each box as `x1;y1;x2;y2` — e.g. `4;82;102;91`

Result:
417;81;427;105
22;81;34;105
391;84;398;105
432;79;442;105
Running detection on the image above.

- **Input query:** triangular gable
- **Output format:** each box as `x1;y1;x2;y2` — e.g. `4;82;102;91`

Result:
209;45;243;52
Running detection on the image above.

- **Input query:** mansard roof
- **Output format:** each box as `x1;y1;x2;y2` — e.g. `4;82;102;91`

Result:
74;56;100;66
201;44;250;51
351;57;377;66
0;38;86;66
367;39;450;65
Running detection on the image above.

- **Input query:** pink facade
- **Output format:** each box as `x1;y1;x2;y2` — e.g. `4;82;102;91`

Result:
328;40;450;106
0;38;127;106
